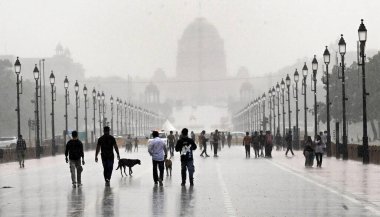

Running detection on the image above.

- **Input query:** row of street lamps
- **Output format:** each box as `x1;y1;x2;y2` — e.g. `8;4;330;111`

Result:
14;61;164;158
232;19;369;164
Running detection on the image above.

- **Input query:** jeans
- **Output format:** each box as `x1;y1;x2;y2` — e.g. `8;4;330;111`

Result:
102;158;114;181
169;144;175;156
200;144;208;156
213;143;218;155
69;160;83;184
181;160;195;183
315;153;323;166
245;145;250;158
152;160;164;183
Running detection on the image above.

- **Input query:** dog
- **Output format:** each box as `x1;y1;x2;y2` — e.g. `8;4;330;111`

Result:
116;158;141;177
165;158;172;176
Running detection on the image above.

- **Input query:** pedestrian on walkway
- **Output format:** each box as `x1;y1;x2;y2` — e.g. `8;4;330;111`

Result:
275;131;282;151
209;132;214;151
125;134;132;152
65;131;85;188
148;131;167;186
227;132;232;148
243;132;252;158
175;128;197;186
321;131;327;153
199;130;209;157
252;131;260;158
212;130;220;157
16;135;26;168
285;130;295;156
303;136;314;167
221;132;226;149
259;131;265;157
314;135;325;167
134;137;139;152
265;131;273;158
191;131;196;142
95;126;120;187
167;131;175;157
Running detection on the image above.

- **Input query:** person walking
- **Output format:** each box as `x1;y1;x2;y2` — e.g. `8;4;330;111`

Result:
148;131;167;186
191;131;196;142
314;135;325;167
303;136;314;167
167;131;175;157
285;130;295;156
259;131;265;157
174;131;179;144
221;132;226;149
199;130;209;157
125;134;132;152
321;131;327;153
227;132;232;148
134;136;139;152
243;132;252;158
175;128;197;186
95;126;120;187
16;135;26;168
65;131;85;188
212;130;220;157
252;132;260;158
265;131;273;158
209;132;214;151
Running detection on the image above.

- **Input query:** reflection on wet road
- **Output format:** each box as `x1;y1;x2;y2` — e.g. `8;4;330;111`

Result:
1;147;380;216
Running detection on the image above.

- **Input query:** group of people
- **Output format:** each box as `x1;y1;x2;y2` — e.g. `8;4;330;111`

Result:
303;132;327;167
242;130;285;158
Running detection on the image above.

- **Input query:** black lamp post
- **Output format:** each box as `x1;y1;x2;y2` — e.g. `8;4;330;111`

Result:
338;34;348;160
272;87;276;135
358;19;369;164
83;85;88;150
101;92;105;127
281;79;286;141
116;98;119;135
323;46;332;157
302;62;308;141
92;88;96;145
64;76;69;146
294;69;300;149
97;92;102;136
110;96;114;135
49;71;56;155
33;64;41;158
286;74;291;133
14;57;22;138
262;93;266;131
276;83;281;137
74;81;79;131
312;55;318;137
268;89;273;133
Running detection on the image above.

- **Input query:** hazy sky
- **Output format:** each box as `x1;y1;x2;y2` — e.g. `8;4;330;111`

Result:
1;0;379;79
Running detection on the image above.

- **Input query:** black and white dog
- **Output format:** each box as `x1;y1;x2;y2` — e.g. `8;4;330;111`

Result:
116;158;141;177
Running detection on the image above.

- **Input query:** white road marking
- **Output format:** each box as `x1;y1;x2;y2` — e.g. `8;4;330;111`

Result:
216;163;237;217
267;159;380;216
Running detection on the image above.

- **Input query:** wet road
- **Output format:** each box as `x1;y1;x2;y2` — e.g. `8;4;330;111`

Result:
1;146;380;217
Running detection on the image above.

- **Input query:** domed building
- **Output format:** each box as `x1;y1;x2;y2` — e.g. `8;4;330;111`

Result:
175;17;227;105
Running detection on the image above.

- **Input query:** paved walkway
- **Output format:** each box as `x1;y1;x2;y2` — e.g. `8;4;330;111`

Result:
0;146;379;216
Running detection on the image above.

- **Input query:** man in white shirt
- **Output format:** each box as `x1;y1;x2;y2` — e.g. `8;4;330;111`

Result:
148;131;167;186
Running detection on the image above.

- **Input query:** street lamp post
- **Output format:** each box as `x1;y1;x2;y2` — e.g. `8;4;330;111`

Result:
101;92;105;127
323;46;332;157
74;81;79;131
281;79;286;141
338;34;348;160
302;63;309;142
358;19;369;164
312;55;318;137
262;93;266;131
49;71;56;155
276;83;281;137
268;89;273;133
83;85;88;150
97;92;102;136
272;87;276;135
110;96;114;135
14;57;22;138
33;65;41;158
116;98;119;135
286;74;291;133
92;88;97;145
64;76;69;146
294;69;300;149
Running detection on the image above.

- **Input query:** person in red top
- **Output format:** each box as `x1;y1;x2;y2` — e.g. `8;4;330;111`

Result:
243;132;252;158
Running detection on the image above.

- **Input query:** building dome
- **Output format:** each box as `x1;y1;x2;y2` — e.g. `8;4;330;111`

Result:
240;82;253;103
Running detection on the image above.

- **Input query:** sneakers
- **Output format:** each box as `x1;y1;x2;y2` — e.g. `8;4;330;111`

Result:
190;182;194;186
159;180;163;186
206;155;210;157
72;184;76;188
105;179;110;187
77;183;83;187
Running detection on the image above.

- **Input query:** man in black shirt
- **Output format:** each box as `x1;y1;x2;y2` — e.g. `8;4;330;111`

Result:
95;126;120;186
16;135;26;168
175;128;197;186
65;131;85;188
